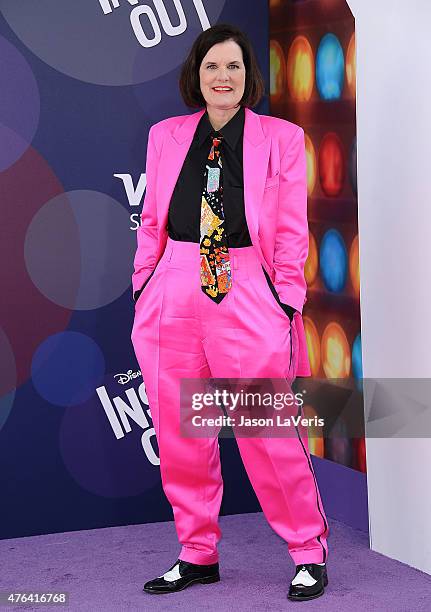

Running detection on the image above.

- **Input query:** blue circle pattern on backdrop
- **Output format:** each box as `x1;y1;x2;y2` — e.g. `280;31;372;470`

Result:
320;228;347;293
31;331;105;407
0;34;40;171
316;33;345;100
352;333;363;391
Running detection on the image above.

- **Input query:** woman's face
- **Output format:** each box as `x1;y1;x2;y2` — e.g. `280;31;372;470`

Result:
199;39;246;111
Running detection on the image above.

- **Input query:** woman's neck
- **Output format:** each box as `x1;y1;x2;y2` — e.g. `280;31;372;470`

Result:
206;105;241;132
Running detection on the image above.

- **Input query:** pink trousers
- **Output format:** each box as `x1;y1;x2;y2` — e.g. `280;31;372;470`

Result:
131;237;329;566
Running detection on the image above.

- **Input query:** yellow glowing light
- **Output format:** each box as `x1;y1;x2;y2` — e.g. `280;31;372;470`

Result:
287;36;314;102
305;231;318;286
346;32;356;98
305;133;317;195
321;322;351;378
349;234;360;296
270;40;285;103
303;316;321;376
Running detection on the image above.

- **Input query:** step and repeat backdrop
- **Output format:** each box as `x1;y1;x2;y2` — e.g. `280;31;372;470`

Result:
0;0;269;539
270;0;365;472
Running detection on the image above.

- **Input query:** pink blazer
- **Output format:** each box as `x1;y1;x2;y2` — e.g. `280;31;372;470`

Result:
132;107;311;377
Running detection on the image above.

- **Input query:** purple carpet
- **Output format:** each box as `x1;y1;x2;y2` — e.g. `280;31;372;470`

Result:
1;512;430;611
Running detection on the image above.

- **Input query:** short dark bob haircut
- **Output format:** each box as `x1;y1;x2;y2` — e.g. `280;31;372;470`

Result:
179;23;265;109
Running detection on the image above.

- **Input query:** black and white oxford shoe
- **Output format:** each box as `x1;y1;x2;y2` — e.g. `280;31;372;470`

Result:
143;559;220;594
287;562;328;601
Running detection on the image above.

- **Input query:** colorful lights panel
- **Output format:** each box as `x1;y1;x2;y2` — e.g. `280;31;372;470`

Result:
270;0;364;472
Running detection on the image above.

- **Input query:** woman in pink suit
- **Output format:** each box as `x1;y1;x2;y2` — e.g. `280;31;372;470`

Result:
131;23;329;601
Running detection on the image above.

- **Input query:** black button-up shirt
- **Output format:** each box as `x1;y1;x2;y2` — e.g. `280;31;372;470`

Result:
167;105;252;247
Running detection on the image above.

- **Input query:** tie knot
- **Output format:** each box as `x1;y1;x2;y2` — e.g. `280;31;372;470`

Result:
211;134;223;147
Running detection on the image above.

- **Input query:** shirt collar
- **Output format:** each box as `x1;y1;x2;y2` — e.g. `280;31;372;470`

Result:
196;106;245;150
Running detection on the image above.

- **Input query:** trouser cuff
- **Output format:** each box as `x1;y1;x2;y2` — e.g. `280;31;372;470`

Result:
178;546;219;565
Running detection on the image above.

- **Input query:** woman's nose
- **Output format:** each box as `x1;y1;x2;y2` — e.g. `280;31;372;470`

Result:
216;68;230;81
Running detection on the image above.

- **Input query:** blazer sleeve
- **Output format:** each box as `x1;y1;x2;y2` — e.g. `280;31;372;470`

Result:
132;124;160;302
273;126;309;315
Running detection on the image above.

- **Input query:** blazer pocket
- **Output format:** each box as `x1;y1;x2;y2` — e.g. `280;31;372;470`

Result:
264;172;280;190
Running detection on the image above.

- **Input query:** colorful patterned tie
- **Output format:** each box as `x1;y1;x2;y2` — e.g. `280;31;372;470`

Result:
199;134;232;303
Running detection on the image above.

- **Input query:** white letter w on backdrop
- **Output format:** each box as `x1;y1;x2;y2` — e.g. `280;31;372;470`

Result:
114;173;147;207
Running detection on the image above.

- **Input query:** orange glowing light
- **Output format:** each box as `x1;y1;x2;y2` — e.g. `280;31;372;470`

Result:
304;404;325;457
270;40;285;103
346;32;356;98
303;316;321;376
349;234;360;296
286;36;314;102
319;132;345;197
321;322;351;378
305;133;317;195
305;231;318;286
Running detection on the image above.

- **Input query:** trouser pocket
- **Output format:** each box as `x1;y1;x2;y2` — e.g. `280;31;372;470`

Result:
134;268;156;304
261;265;293;323
134;257;168;303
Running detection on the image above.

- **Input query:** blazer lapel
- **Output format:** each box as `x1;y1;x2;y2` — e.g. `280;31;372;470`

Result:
156;107;271;242
156;108;205;232
243;107;271;240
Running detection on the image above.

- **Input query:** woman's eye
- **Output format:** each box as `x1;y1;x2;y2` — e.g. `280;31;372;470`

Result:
207;64;240;69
